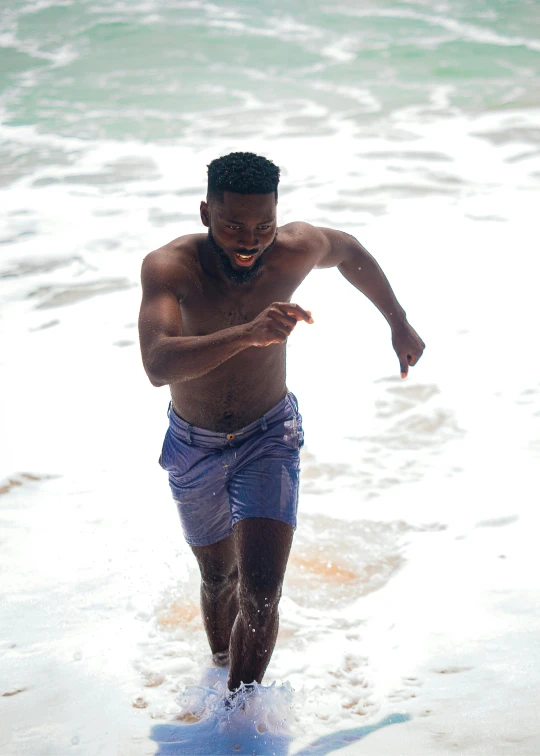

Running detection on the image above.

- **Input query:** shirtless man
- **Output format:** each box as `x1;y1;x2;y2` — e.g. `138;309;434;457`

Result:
138;151;425;695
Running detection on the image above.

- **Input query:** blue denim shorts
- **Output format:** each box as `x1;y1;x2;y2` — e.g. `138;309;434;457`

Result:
159;391;304;547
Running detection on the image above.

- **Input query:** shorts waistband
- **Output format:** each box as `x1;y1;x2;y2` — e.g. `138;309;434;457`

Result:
167;391;299;446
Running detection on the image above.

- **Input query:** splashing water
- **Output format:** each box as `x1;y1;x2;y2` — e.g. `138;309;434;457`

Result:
150;679;295;755
178;678;294;726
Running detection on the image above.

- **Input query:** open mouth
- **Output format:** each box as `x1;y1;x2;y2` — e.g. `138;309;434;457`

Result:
234;253;257;267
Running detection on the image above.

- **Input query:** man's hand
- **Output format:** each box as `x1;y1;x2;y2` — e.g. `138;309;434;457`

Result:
391;321;425;379
246;303;313;347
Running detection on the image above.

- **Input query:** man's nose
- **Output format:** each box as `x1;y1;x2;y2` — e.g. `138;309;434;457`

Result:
238;230;258;250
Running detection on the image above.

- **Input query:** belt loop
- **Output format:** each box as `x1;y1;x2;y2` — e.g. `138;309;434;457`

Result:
185;424;193;445
167;400;172;418
260;415;268;432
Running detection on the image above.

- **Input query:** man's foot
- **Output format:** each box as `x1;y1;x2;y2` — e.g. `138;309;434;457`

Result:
212;650;230;668
224;682;256;711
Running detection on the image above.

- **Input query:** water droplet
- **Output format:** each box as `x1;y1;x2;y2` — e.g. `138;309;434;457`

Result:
252;628;256;632
358;266;361;270
71;736;80;746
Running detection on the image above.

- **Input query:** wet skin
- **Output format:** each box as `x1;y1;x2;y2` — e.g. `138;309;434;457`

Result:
138;191;425;690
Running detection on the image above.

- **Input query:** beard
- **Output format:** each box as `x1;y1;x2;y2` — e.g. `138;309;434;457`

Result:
207;228;278;286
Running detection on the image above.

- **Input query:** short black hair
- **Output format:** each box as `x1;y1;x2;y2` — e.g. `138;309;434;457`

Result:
207;152;280;203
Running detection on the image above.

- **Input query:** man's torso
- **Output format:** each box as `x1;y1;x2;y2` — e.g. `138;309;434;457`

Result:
159;222;329;431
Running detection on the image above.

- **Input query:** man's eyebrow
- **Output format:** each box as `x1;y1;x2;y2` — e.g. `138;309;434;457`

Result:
224;218;275;224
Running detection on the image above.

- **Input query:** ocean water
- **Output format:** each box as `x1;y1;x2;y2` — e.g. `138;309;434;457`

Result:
1;1;540;754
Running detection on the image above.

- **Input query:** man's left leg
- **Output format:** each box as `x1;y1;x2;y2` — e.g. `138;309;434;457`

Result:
227;517;294;692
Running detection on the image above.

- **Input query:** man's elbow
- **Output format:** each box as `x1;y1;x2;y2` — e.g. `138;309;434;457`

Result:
145;366;167;388
142;353;169;388
148;372;167;388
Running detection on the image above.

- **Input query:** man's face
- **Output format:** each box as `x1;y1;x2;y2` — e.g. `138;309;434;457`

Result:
201;192;278;285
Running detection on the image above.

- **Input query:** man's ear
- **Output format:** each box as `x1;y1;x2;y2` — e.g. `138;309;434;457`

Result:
200;200;210;228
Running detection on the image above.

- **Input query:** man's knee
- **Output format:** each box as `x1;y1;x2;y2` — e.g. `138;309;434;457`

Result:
238;572;283;618
200;563;239;595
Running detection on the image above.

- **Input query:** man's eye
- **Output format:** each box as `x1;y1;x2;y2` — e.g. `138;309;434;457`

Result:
227;224;271;231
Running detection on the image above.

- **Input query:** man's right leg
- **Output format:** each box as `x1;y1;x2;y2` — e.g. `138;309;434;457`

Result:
227;517;294;691
191;533;239;666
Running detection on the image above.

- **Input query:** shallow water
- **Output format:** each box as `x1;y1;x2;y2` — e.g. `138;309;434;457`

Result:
1;0;540;754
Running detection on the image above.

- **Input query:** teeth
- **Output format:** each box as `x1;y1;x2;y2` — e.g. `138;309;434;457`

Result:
237;254;253;259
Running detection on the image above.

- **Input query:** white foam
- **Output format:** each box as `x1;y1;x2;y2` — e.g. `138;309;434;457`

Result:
1;50;540;753
327;5;540;52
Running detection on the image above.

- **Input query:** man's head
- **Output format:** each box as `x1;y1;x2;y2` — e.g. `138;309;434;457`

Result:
200;152;280;285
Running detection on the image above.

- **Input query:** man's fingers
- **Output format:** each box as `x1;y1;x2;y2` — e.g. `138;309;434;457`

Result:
275;302;314;323
406;349;424;369
270;310;298;328
409;350;424;367
393;325;425;378
400;355;410;379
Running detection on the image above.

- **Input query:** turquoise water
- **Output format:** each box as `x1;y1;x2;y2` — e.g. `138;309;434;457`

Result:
1;0;540;146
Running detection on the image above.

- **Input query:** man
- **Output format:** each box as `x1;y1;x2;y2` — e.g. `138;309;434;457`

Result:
138;151;425;696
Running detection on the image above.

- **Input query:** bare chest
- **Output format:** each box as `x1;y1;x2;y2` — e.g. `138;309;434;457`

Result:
180;279;298;337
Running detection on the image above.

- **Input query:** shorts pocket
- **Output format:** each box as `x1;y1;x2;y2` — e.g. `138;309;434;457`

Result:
292;402;305;450
286;394;304;450
159;428;172;470
280;414;304;451
159;427;193;476
160;429;218;487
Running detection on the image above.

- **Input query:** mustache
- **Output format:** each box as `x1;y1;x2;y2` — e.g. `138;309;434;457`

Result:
211;230;278;259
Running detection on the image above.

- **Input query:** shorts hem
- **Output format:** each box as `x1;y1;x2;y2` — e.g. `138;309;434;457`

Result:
183;528;234;548
231;512;297;531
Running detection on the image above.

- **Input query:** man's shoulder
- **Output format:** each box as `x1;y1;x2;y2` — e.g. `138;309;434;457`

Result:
141;234;204;290
146;233;203;263
143;234;203;271
277;222;331;268
279;221;326;245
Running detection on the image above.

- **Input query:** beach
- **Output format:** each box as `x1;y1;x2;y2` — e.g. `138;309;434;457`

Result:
1;1;540;753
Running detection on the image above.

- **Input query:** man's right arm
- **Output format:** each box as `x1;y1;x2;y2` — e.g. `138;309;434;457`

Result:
138;250;314;387
138;251;254;387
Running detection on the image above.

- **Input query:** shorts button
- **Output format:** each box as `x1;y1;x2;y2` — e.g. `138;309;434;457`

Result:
227;433;235;441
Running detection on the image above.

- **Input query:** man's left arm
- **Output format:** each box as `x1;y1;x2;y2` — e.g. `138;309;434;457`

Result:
316;226;425;378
